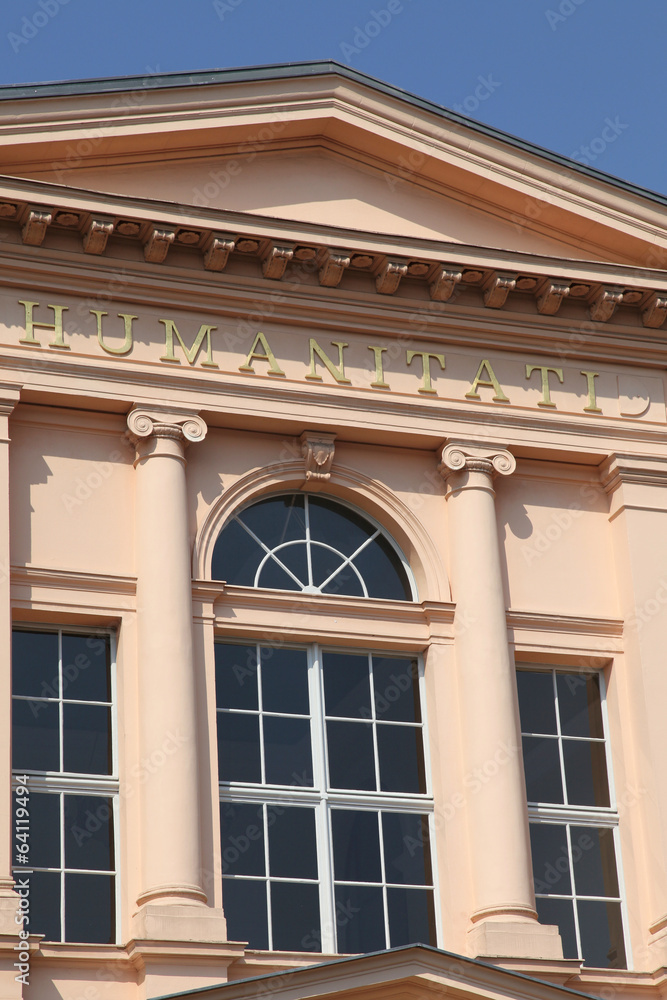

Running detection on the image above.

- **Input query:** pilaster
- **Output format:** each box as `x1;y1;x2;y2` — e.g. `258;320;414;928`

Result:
600;453;667;969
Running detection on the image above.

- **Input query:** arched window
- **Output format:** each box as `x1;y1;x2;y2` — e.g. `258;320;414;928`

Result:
212;490;438;954
211;493;414;601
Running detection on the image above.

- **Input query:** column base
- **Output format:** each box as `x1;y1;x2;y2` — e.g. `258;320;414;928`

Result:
130;904;244;1000
468;918;564;961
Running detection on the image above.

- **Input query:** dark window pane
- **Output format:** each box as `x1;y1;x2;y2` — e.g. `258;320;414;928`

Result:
557;673;603;739
260;647;309;715
321;566;365;598
271;882;320;952
372;657;420;723
222;878;268;949
522;736;563;803
571;826;619;898
215;644;258;711
387;887;436;946
311;544;346;589
211;518;262;586
271;543;308;589
263;717;313;787
238;495;306;548
220;802;265;876
63;704;111;775
352;534;411;601
18;792;59;869
535;897;577;959
65;873;114;943
61;634;110;703
12;630;58;699
64;795;114;871
578;899;626;968
332;809;381;883
217;713;261;783
322;653;371;719
382;813;432;886
377;725;425;794
12;698;59;772
530;823;571;895
516;670;557;735
21;870;60;942
327;721;375;790
308;497;375;557
563;740;610;807
268;807;317;879
257;558;302;592
335;884;385;953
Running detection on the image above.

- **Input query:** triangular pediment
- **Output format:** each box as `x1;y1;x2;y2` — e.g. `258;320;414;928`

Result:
0;63;666;272
15;146;602;260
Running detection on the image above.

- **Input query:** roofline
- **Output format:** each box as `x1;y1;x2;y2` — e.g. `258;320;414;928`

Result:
0;59;666;210
153;943;599;1000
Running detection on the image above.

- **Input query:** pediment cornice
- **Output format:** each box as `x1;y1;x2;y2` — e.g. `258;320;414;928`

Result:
1;179;667;338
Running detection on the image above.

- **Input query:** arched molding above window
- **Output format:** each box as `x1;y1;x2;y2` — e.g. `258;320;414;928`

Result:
193;460;450;602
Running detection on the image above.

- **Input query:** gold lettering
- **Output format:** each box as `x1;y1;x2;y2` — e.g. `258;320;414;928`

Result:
305;339;351;383
368;346;390;388
18;300;69;349
159;318;218;368
465;359;509;402
525;364;563;407
581;370;602;413
406;350;445;394
91;311;135;356
239;331;285;376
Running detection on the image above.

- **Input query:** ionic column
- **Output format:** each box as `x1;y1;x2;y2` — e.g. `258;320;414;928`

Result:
439;441;563;961
127;407;208;910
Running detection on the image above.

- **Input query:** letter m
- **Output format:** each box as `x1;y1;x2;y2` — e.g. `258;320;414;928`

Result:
159;319;218;367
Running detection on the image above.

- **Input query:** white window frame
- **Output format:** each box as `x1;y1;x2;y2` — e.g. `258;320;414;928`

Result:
214;492;419;601
518;663;632;969
217;640;441;953
11;624;120;945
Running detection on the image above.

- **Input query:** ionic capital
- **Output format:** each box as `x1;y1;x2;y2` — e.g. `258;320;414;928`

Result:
126;407;207;461
439;441;516;482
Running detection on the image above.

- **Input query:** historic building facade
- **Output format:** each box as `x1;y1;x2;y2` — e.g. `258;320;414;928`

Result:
0;62;665;1000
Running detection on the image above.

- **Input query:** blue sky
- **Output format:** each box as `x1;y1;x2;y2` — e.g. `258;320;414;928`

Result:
2;0;665;196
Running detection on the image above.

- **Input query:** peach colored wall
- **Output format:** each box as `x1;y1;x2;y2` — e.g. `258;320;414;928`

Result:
9;412;134;577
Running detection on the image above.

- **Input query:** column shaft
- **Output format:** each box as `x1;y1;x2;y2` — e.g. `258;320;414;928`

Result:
440;442;562;960
128;408;207;907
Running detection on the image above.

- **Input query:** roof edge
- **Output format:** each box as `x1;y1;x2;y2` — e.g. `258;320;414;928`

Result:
0;60;666;210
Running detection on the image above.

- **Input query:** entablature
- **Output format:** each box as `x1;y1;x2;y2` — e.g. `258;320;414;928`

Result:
1;180;667;338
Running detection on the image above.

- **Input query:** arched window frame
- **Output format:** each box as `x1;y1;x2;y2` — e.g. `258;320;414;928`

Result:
211;490;419;602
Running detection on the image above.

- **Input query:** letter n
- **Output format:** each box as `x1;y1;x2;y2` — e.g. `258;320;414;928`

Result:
305;339;351;384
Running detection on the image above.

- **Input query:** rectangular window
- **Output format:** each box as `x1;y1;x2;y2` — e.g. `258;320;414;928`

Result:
11;627;117;944
517;666;628;969
216;642;437;953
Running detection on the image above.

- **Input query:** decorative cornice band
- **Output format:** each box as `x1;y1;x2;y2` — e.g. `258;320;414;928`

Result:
2;192;667;328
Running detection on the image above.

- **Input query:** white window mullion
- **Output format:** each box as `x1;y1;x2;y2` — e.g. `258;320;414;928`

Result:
59;791;66;942
309;644;336;952
257;643;266;785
